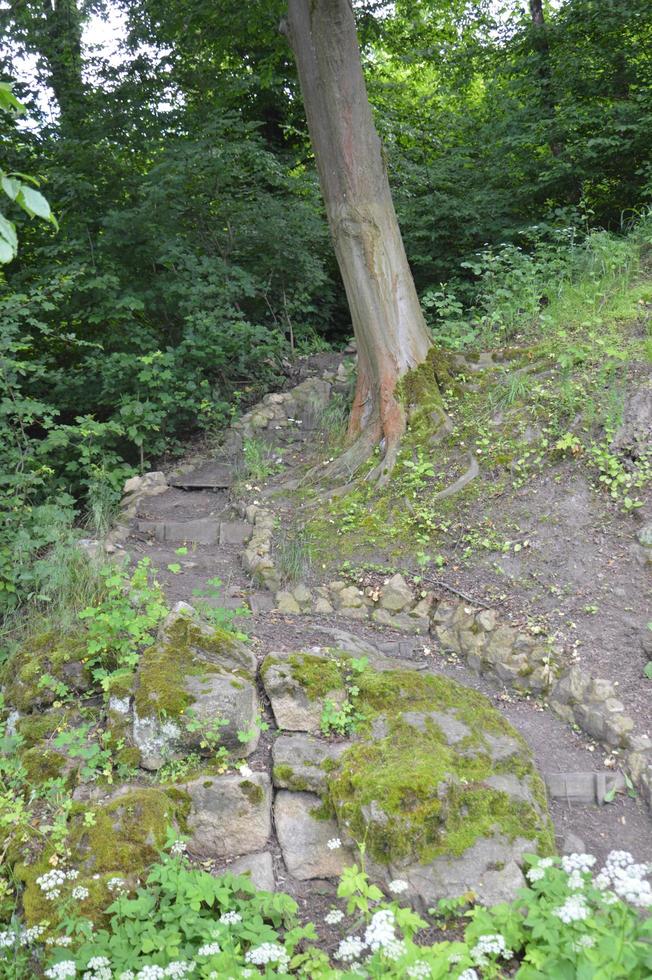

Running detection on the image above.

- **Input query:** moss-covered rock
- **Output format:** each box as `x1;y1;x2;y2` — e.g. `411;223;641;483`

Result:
133;615;260;769
264;649;552;904
16;787;185;931
1;629;92;712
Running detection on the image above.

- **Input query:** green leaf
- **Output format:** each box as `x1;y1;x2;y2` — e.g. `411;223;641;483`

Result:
17;185;56;226
644;661;652;680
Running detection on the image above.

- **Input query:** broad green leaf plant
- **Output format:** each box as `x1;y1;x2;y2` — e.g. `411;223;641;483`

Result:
0;82;57;263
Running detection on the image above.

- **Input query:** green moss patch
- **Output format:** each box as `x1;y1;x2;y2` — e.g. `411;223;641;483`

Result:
310;663;554;866
1;629;91;712
134;619;244;720
16;787;183;931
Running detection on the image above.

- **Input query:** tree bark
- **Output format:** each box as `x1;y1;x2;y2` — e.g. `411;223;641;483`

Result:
285;0;435;482
528;0;561;158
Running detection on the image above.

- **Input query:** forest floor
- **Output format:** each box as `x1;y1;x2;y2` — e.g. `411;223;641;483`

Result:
128;340;652;925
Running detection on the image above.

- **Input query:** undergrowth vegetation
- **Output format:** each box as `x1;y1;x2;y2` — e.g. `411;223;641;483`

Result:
2;839;651;978
304;215;652;567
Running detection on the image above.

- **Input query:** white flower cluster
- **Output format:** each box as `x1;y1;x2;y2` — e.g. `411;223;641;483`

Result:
388;879;409;894
527;856;556;883
117;964;193;979
325;909;344;925
219;910;242;925
595;850;652;909
45;963;77;979
327;838;342;850
72;886;90;901
552;894;590;923
334;935;366;963
458;971;479;980
107;877;127;893
37;868;79;900
245;943;289;967
169;840;187;857
470;933;513;967
562;853;597;874
197;943;221;956
364;909;407;962
406;960;431;978
572;935;596;952
82;956;111;980
0;923;45;948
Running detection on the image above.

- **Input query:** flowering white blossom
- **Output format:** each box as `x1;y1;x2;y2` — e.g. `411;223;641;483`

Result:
562;854;596;874
388;879;409;894
406;961;431;978
365;909;397;953
526;866;545;882
1;924;46;948
72;886;90;901
334;935;366;962
552;894;590;924
239;764;253;778
164;963;193;977
197;943;221;956
107;877;127;893
135;967;166;979
325;909;344;925
169;840;187;857
470;934;513;967
572;935;596;951
567;870;584;891
327;838;342;850
596;851;652;909
245;943;289;967
537;857;555;869
82;956;112;980
219;911;242;925
458;971;479;980
45;962;77;979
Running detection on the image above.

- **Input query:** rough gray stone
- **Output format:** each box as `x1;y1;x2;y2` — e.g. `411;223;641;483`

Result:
275;791;353;880
123;471;167;496
219;521;252;546
261;652;345;732
379;574;413;612
391;835;532;909
227;851;275;892
272;734;349;793
185;773;272;859
136;517;220;545
276;591;301;614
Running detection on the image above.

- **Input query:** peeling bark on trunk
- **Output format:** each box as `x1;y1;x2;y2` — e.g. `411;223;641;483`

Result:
285;0;435;482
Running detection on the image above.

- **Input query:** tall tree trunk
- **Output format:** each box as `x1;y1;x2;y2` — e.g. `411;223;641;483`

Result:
285;0;436;483
528;0;561;158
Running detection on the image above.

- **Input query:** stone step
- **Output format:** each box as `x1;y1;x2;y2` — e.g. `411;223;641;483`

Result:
219;521;252;546
136;518;220;545
544;771;626;805
169;461;235;490
248;592;277;614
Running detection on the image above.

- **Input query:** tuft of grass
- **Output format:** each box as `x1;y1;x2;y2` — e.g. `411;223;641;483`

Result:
275;528;313;584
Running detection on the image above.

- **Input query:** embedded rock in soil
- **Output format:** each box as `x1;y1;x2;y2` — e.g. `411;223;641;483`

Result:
316;663;553;907
184;773;272;860
379;573;413;612
15;787;182;931
274;791;354;880
261;651;347;732
133;613;259;769
227;851;275;892
272;734;350;794
391;837;530;909
0;629;92;713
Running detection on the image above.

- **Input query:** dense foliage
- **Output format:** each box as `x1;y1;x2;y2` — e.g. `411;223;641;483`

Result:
0;0;651;605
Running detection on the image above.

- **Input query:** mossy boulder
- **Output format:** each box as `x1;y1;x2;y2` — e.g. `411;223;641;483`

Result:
132;613;259;769
0;629;92;712
261;652;348;732
264;650;553;905
15;786;186;931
